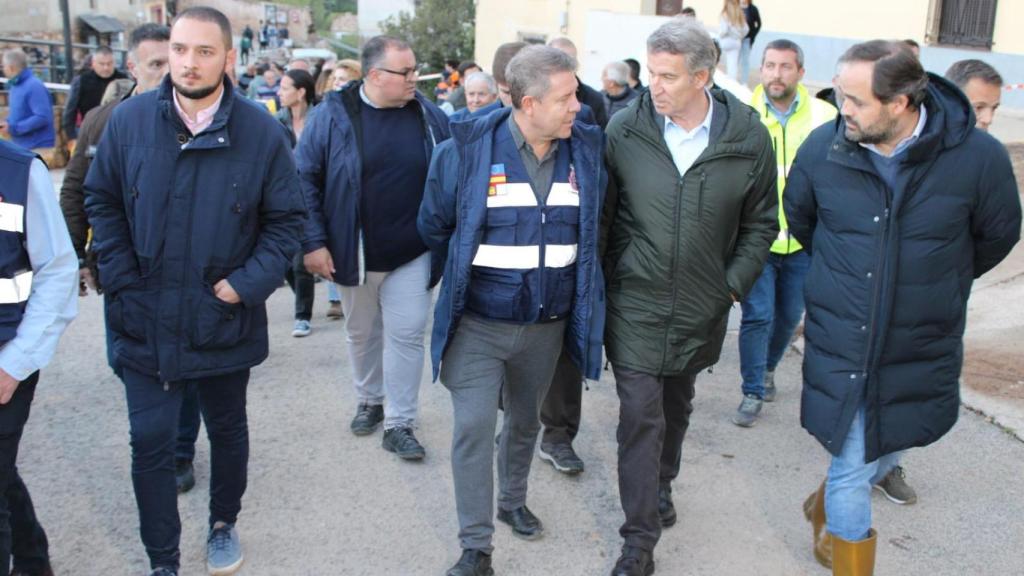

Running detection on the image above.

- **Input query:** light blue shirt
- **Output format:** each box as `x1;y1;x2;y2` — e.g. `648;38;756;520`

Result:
0;159;78;381
663;90;713;176
861;104;928;158
765;92;800;128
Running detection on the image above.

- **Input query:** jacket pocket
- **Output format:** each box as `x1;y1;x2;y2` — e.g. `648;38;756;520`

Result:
466;269;527;321
190;287;251;350
108;287;149;342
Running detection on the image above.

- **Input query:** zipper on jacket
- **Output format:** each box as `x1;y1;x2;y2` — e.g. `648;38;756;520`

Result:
538;202;547;320
697;172;707;219
661;174;685;369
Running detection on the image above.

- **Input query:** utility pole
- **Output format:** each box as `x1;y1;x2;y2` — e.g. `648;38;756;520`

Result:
60;0;74;82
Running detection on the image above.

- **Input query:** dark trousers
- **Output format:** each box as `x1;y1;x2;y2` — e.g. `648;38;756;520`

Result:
175;383;202;462
121;367;250;570
0;372;49;576
613;365;697;552
284;252;314;321
540;346;583;446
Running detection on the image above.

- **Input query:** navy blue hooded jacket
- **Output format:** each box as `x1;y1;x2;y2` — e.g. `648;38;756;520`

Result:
84;76;306;381
785;73;1021;460
418;107;607;381
294;81;450;286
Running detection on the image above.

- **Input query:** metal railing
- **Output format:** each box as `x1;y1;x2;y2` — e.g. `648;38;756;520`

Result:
0;36;127;83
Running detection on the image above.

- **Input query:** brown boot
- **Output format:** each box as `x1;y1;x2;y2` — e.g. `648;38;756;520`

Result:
803;482;832;568
832;529;877;576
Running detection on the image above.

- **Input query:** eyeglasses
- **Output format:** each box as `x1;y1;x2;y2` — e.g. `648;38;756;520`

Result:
376;67;419;80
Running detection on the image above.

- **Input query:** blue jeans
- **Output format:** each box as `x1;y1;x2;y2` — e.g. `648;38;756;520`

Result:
825;406;903;541
738;251;810;398
122;367;250;570
739;38;753;85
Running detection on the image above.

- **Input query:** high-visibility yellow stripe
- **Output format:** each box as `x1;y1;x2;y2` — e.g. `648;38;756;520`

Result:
0;270;33;304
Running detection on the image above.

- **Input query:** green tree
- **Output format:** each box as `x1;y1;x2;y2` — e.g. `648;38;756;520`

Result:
380;0;475;72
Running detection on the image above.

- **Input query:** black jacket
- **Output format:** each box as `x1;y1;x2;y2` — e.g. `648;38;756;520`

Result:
62;68;128;138
744;4;762;43
577;78;609;130
785;73;1021;460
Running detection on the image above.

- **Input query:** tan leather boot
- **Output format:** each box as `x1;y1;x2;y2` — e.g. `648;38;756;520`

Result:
831;529;877;576
803;482;832;568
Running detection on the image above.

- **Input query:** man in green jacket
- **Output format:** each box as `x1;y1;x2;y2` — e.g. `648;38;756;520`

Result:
601;18;778;576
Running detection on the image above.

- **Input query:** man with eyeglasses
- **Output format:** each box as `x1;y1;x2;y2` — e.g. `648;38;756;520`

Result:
297;35;450;461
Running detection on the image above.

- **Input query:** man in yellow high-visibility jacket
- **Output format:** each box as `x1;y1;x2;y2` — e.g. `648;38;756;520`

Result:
733;39;835;428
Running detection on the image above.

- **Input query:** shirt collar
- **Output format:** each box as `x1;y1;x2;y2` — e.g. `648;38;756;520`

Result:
508;114;558;161
862;103;928;158
172;84;224;134
664;89;713;138
764;91;800;123
359;84;380;109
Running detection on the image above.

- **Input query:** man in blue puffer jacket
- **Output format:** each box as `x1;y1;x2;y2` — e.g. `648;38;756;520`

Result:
418;45;606;576
83;8;305;576
786;40;1021;575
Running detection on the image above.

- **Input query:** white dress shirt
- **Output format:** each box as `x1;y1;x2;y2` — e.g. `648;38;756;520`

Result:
663;90;714;176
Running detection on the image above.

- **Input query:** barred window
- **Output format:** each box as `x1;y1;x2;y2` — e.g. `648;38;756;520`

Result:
938;0;998;49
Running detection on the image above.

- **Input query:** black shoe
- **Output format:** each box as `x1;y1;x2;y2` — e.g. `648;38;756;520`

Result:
496;505;543;540
538;442;585;475
445;549;494;576
350;403;384;436
610;546;655;576
175;459;195;494
658;484;676;528
382;426;426;460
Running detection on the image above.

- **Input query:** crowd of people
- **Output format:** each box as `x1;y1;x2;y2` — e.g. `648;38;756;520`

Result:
0;3;1022;576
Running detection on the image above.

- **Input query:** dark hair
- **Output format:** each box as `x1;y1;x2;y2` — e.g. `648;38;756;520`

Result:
446;58;460;69
129;23;170;52
763;38;804;68
457;60;479;76
255;63;269;76
903;39;920;49
285;69;317;106
491;41;527;84
362;35;411;75
94;45;114;56
623;58;641;81
174;6;233;50
681;7;696;16
945;59;1003;89
839;40;928;108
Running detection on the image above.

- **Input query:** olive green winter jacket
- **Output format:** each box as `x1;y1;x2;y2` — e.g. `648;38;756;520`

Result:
601;87;778;376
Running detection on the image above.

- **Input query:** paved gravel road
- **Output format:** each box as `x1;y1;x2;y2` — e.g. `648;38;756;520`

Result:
17;284;1024;575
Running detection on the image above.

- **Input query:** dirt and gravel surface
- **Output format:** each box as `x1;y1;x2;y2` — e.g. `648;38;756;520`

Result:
18;280;1024;575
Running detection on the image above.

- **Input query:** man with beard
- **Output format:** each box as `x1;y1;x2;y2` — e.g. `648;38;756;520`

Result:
786;41;1020;575
84;7;305;575
732;39;835;428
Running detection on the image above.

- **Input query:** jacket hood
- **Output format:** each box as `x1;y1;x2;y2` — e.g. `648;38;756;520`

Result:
832;72;975;161
449;105;603;153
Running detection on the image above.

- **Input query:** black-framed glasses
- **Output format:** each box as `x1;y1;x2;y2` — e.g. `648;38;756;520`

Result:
376;67;419;80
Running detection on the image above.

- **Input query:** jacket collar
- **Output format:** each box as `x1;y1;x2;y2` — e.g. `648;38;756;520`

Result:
157;74;237;149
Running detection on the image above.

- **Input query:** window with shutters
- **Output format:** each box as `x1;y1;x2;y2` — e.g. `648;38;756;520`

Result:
937;0;998;49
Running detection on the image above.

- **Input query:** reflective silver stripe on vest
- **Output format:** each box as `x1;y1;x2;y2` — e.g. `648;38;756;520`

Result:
0;270;33;304
472;244;578;269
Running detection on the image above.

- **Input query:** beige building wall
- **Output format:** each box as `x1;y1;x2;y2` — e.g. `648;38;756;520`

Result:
474;0;647;73
0;0;146;36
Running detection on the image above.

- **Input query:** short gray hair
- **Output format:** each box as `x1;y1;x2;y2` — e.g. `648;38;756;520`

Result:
362;35;411;74
946;59;1003;89
2;49;27;71
506;45;577;109
603;61;630;87
646;17;717;76
464;71;497;95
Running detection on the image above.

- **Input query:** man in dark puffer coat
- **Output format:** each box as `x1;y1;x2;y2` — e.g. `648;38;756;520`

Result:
785;40;1021;575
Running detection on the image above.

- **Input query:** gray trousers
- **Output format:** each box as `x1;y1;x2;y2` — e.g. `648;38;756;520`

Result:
340;252;431;429
440;314;566;553
613;365;698;552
